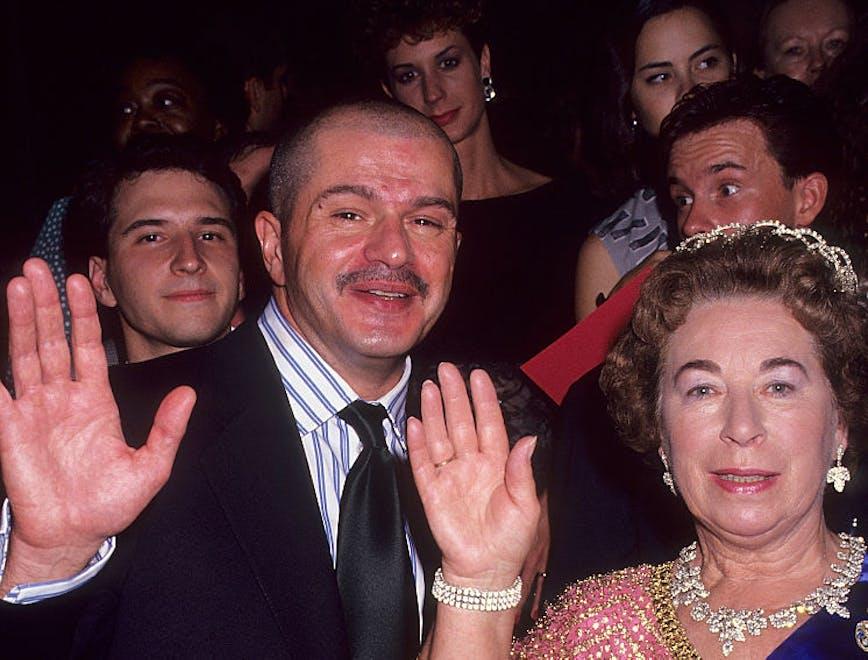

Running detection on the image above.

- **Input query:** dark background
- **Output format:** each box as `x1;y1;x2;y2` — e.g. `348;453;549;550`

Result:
1;0;761;264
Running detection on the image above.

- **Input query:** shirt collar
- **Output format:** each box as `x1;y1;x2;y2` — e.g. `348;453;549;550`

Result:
257;297;411;437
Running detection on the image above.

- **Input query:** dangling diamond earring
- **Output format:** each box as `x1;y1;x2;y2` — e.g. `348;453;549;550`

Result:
660;451;677;496
826;444;851;493
482;76;496;103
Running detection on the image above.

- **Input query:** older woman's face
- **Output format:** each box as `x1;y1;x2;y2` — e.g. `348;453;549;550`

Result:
630;7;732;137
384;30;489;147
659;297;845;542
759;0;851;88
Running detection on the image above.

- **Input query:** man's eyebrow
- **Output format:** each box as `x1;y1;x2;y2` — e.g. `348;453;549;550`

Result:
199;216;237;237
144;78;185;88
760;357;807;376
667;161;746;185
120;218;166;236
313;184;375;205
313;186;457;218
411;196;457;217
709;161;747;174
119;216;236;237
673;359;720;383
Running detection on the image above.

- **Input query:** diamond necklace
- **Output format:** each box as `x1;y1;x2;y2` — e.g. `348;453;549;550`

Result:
670;532;866;657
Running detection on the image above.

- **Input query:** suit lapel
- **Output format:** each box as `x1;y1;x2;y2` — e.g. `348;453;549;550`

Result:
194;324;350;656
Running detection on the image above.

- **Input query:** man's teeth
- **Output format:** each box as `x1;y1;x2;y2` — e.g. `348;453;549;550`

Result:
368;289;408;299
719;474;769;483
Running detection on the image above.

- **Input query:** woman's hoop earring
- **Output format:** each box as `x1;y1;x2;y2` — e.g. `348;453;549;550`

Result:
482;76;496;103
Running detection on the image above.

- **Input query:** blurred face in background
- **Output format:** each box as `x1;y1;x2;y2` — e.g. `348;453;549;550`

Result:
113;57;222;149
758;0;851;87
630;7;733;136
384;29;490;147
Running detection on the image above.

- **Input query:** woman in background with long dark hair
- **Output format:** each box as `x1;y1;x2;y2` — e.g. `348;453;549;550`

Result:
574;0;737;319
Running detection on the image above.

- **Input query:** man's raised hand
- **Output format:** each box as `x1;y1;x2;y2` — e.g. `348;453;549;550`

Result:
0;259;195;592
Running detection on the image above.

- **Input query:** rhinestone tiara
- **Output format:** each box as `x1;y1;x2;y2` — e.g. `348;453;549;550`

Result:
675;220;858;294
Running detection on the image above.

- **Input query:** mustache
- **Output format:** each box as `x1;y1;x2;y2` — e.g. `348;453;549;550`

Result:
336;266;429;298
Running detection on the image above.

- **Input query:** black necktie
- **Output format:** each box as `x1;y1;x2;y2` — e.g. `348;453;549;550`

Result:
336;401;419;659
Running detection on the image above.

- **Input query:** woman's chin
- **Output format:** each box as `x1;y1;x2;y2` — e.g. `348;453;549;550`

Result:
697;507;818;546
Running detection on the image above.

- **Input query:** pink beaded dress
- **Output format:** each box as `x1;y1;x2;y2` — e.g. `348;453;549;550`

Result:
512;563;697;659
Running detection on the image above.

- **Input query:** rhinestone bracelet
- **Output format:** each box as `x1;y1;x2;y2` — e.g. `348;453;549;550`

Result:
431;568;522;611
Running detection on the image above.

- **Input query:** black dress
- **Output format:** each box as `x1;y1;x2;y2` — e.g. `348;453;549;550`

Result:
414;178;593;366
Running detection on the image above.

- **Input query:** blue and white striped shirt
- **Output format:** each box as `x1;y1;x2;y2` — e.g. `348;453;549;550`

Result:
258;297;426;623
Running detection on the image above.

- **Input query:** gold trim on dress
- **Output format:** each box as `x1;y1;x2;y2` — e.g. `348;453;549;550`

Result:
648;561;701;658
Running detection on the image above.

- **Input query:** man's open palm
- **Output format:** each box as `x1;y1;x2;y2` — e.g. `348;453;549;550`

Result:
0;259;195;589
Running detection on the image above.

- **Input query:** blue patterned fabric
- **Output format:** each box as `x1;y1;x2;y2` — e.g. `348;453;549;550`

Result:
30;197;72;336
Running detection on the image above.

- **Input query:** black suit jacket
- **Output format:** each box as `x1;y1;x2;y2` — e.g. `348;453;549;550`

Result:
1;321;437;658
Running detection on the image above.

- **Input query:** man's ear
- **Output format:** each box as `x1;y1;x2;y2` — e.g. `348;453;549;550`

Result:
88;256;118;308
792;172;828;227
480;43;491;79
255;210;287;287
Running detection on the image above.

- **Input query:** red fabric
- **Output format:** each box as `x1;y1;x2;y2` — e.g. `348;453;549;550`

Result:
521;266;654;404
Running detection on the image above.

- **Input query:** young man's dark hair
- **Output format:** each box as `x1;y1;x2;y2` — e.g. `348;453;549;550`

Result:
660;74;842;188
64;134;246;277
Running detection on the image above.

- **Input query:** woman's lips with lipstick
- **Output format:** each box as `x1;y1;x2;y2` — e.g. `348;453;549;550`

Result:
429;109;459;127
711;468;779;493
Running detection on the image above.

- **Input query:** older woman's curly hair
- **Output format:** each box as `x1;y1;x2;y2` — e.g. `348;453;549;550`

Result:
357;0;487;65
600;225;867;465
